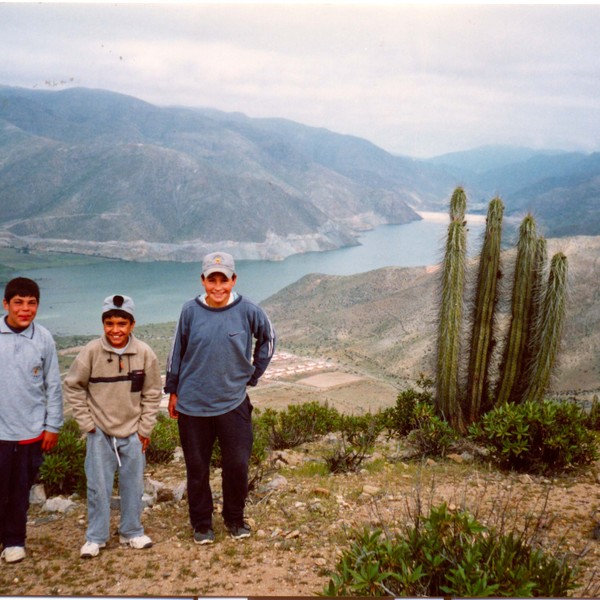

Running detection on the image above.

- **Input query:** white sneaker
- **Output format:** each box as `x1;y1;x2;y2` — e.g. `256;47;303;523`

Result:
119;534;152;549
1;546;26;563
80;541;105;558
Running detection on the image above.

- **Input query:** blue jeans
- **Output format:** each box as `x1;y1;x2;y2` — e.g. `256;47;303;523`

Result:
0;440;43;548
84;429;145;544
178;396;253;531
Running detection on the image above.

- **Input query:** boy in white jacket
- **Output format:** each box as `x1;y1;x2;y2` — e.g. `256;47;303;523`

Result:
0;277;63;564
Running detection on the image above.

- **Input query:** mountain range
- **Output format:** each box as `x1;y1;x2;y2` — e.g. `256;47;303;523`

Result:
0;84;598;261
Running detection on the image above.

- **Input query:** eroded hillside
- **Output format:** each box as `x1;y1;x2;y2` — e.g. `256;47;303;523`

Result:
263;235;600;399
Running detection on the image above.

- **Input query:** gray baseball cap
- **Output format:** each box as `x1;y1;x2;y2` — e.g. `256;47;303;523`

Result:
202;252;236;278
102;294;135;319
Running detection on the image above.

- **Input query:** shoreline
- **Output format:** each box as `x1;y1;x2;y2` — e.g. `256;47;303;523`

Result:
417;210;487;224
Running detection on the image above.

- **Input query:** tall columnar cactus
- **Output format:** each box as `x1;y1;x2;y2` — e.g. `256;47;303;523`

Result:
494;215;537;405
449;186;467;221
523;252;568;404
435;187;467;431
465;197;504;422
513;236;548;403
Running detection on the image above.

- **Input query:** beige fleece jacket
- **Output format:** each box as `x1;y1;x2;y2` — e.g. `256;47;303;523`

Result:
63;334;162;438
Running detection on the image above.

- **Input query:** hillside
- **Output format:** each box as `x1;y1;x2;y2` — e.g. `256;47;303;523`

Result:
427;146;600;236
1;85;599;262
263;235;600;399
0;85;436;261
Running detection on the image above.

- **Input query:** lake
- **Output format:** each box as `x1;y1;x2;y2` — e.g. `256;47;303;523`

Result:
15;213;485;336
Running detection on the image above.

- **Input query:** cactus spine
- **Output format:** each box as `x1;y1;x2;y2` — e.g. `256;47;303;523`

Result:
435;187;467;431
465;197;504;422
494;214;537;405
523;252;568;403
434;194;568;429
513;236;548;402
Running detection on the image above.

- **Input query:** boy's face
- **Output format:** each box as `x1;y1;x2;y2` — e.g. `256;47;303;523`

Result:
3;295;39;329
201;272;237;308
103;315;135;348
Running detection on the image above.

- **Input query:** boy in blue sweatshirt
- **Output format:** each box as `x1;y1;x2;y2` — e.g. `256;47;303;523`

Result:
0;277;63;564
166;252;275;544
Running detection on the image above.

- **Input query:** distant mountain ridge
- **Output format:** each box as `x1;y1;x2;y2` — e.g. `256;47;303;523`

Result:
0;85;598;261
426;146;600;236
0;85;429;261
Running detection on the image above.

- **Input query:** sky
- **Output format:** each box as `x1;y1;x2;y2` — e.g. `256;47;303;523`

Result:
1;1;600;158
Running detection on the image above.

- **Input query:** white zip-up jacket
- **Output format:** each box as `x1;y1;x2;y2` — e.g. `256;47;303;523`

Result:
0;317;63;441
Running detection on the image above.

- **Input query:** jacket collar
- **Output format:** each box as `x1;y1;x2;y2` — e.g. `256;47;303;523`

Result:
100;333;138;355
0;316;35;338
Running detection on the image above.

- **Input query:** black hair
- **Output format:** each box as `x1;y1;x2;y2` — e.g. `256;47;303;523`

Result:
4;277;40;302
102;309;135;324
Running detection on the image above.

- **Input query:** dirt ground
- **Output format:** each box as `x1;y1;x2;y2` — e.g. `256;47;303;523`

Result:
3;353;600;598
3;440;600;597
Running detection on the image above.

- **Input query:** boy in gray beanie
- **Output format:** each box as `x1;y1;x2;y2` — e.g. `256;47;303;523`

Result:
64;294;162;558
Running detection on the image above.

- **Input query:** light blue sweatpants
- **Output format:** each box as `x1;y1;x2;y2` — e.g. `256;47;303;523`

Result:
84;429;145;544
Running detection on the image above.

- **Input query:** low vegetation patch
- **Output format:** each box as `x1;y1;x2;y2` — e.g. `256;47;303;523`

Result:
146;412;180;464
471;399;599;474
323;502;576;597
39;417;86;497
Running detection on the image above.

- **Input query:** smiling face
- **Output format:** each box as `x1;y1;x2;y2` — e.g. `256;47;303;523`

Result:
3;295;39;329
103;314;135;348
201;272;237;308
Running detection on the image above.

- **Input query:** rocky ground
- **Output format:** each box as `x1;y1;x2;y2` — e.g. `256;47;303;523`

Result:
2;429;600;597
5;347;599;598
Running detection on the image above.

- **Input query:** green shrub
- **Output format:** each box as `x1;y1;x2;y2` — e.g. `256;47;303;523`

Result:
146;412;180;465
250;417;270;465
406;402;457;458
323;503;576;597
339;413;384;444
586;395;600;431
324;414;383;474
254;401;341;451
471;399;599;474
39;417;86;497
383;386;434;438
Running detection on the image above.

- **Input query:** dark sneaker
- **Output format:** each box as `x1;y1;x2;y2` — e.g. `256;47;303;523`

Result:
193;528;215;545
225;522;251;540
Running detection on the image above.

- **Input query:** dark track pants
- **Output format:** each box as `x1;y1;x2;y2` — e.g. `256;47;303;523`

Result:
178;397;253;531
0;440;43;548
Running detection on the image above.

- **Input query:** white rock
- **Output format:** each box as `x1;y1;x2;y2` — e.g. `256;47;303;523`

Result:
265;474;288;490
43;496;75;513
362;484;381;496
29;483;46;505
173;481;187;502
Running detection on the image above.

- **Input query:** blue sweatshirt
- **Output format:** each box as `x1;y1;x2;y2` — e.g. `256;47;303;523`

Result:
165;294;276;417
0;318;63;441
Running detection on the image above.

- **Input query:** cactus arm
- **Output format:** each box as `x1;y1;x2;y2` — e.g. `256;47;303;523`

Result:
495;214;537;405
435;190;467;431
466;197;504;421
523;252;568;403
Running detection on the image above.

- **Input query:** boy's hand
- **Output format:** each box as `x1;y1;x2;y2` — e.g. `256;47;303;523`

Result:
138;434;150;453
168;393;179;419
41;431;59;452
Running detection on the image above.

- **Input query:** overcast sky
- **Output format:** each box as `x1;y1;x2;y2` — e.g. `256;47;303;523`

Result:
1;2;599;158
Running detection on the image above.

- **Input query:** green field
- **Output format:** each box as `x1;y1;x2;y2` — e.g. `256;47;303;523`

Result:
0;248;114;283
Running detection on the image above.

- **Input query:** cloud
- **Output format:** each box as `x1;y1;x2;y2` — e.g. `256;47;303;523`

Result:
1;3;600;157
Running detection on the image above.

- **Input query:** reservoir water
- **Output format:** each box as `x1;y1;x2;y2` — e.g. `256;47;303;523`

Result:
15;215;485;336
